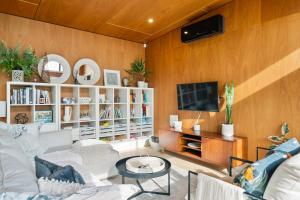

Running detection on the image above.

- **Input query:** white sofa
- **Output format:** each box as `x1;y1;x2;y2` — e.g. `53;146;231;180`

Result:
0;127;139;200
39;130;120;181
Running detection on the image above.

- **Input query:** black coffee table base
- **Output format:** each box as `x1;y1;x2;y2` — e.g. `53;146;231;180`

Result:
122;172;171;200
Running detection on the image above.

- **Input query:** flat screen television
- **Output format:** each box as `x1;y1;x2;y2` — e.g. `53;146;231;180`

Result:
177;81;219;112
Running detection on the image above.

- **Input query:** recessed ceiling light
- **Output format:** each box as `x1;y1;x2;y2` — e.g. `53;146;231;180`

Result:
148;18;154;23
184;31;188;35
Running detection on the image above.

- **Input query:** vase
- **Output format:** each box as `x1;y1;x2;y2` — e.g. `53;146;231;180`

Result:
144;82;149;88
222;124;234;137
12;70;24;82
123;78;129;87
63;106;72;122
137;81;145;88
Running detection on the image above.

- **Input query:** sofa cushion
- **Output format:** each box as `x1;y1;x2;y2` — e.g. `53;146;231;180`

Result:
38;177;83;198
0;153;39;193
0;146;33;172
39;130;73;153
271;138;300;155
35;157;85;185
39;150;83;166
0;122;44;157
72;140;119;180
234;151;289;198
263;152;300;200
0;130;21;149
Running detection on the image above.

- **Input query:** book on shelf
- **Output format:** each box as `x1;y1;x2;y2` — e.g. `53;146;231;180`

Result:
142;104;151;117
10;87;33;105
99;106;112;119
36;89;51;104
114;107;125;118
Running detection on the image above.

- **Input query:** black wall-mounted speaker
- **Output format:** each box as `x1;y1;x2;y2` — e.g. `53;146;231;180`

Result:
181;15;224;43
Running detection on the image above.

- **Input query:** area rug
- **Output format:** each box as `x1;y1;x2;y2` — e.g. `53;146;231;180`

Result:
103;164;197;200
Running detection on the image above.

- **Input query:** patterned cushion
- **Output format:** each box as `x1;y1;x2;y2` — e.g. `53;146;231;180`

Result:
234;152;289;198
265;138;300;157
35;156;85;185
273;138;300;155
38;177;83;197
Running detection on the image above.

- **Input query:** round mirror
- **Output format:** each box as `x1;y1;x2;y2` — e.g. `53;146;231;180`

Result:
38;54;71;84
73;58;100;85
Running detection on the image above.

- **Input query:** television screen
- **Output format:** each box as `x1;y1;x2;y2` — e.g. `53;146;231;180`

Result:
177;81;219;112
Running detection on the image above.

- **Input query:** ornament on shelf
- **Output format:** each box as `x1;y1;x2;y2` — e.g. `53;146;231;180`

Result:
15;113;29;124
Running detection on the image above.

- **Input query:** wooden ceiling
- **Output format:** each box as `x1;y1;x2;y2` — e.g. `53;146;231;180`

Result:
0;0;231;43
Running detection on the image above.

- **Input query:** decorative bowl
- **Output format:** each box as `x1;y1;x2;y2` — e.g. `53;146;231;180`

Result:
126;156;165;173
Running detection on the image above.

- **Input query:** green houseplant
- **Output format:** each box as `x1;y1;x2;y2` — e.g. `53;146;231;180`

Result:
0;41;39;81
222;82;235;137
125;58;150;87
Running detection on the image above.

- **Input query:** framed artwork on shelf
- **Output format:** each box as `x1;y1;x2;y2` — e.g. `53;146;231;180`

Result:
104;69;121;87
35;110;53;123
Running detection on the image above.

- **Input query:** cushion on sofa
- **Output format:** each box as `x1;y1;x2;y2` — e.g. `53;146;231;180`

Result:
38;177;83;198
272;138;300;155
0;122;44;157
0;146;33;172
55;161;105;187
72;140;119;180
39;129;73;153
263;152;300;200
0;130;21;148
234;151;289;198
0;153;39;193
35;156;85;185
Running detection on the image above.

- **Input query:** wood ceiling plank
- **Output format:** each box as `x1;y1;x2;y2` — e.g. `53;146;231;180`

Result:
0;0;39;18
95;23;150;43
107;0;227;35
21;0;41;4
1;0;232;43
35;0;128;32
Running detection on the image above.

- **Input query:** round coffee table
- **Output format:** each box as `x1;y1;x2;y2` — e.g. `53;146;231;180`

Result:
115;156;171;199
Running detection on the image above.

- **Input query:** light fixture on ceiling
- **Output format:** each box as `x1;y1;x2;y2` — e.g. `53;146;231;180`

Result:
148;18;154;24
184;31;188;35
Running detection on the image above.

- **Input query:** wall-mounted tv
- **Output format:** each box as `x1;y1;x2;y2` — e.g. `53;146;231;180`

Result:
177;81;219;112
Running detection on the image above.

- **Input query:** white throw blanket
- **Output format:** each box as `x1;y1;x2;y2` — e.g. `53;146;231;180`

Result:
195;173;245;200
0;185;139;200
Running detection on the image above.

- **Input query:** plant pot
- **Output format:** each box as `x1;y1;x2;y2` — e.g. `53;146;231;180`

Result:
137;81;145;88
12;70;24;82
144;82;149;88
222;124;234;137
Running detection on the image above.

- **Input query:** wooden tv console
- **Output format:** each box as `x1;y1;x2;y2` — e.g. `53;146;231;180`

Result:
159;128;247;167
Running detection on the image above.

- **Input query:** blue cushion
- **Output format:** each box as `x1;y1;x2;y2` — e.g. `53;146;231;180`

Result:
273;138;300;155
266;138;300;157
35;156;85;184
234;151;289;198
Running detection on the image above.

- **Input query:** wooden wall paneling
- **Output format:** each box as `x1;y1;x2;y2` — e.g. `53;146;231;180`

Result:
146;0;300;161
0;13;144;111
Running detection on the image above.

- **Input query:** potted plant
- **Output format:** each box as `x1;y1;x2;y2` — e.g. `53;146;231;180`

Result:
268;122;290;149
0;41;39;82
125;58;150;88
222;82;234;137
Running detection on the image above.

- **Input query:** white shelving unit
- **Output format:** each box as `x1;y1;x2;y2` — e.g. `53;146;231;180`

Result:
6;82;154;141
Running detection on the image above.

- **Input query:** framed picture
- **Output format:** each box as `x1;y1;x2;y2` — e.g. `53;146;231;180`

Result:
104;69;121;87
35;110;53;123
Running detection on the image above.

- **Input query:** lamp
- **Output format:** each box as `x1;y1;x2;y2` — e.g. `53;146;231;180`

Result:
0;101;6;117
